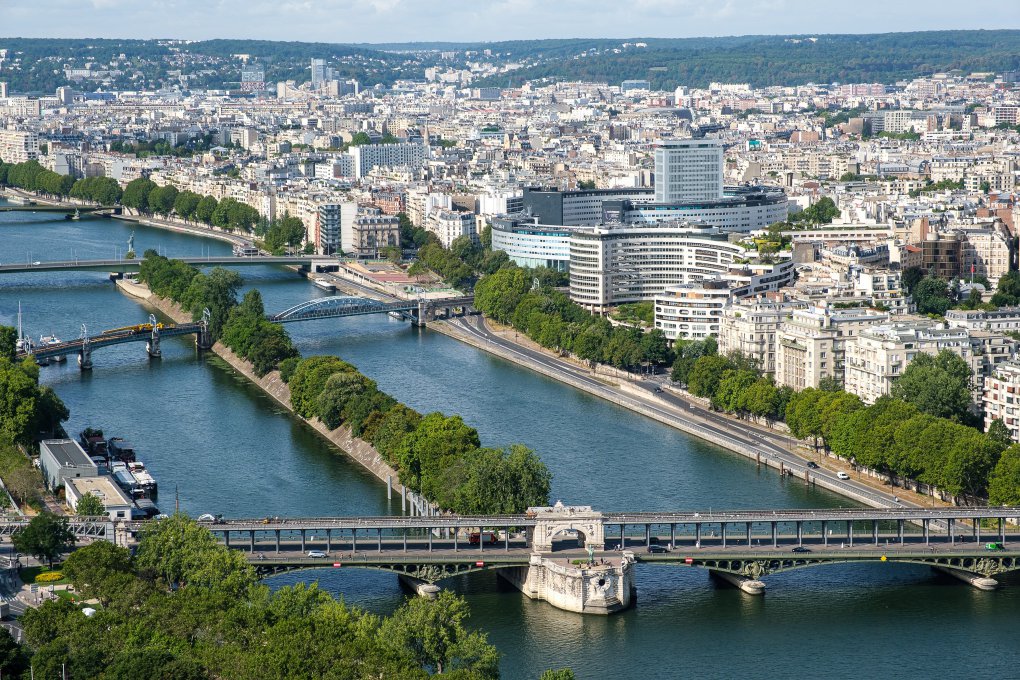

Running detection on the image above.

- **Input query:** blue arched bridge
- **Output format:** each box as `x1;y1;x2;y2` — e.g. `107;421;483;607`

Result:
15;295;476;368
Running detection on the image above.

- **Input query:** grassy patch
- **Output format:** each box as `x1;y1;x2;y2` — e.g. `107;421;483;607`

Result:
20;565;69;586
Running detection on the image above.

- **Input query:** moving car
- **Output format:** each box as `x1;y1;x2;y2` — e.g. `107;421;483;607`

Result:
985;542;1005;551
791;546;812;553
836;472;851;480
647;544;669;553
307;550;327;558
807;461;820;469
468;531;499;545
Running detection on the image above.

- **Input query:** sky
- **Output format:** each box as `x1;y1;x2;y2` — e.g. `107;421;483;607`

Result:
2;0;1017;43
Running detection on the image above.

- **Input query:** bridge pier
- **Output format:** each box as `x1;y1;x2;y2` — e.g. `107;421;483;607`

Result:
934;567;998;591
78;347;93;371
398;574;440;600
711;571;766;596
498;552;635;614
275;530;281;553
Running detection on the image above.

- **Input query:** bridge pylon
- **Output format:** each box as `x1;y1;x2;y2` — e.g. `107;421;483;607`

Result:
196;308;213;350
146;314;162;358
78;323;93;371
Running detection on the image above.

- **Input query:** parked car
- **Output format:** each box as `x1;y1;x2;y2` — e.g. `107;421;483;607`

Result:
836;472;851;480
307;550;327;558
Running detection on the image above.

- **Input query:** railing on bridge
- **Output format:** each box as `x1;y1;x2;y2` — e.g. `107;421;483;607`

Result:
268;296;418;323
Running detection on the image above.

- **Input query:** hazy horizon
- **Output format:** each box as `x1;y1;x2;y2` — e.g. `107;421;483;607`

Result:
5;0;1017;44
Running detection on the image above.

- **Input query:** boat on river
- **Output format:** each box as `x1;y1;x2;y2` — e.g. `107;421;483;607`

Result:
312;278;336;292
40;335;67;362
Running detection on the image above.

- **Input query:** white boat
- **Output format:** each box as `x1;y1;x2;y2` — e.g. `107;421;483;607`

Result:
40;335;67;362
312;278;336;292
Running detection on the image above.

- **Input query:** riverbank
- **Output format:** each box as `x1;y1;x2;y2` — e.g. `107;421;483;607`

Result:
115;278;428;513
432;317;916;511
1;187;253;249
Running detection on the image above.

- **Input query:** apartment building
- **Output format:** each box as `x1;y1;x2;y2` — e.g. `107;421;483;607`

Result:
718;298;807;376
0;128;39;163
983;361;1020;441
426;208;476;248
349;207;399;258
845;320;1016;406
774;306;889;391
653;280;731;341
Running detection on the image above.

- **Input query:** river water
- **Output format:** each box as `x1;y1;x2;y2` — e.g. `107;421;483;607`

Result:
1;205;1017;679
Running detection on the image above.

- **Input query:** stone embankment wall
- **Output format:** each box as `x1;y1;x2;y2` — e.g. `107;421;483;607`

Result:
116;280;426;508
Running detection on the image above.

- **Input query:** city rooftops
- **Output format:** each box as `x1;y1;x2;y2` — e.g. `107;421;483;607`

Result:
40;439;94;468
65;475;132;507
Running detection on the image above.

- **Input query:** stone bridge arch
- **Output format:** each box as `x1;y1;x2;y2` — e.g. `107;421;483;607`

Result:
528;503;605;552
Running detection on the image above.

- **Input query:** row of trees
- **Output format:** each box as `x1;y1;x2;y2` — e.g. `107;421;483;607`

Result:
137;252;242;341
674;345;1018;502
9;514;509;679
122;177;262;233
475;268;671;372
284;355;552;514
0;159;122;205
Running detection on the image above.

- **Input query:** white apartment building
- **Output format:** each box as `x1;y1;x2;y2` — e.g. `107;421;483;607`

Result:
718;298;808;376
845;320;1018;406
426;208;476;248
983;361;1020;441
0;128;39;163
349;143;427;180
654;138;724;203
567;225;794;313
946;307;1020;333
774;306;890;391
653;281;732;341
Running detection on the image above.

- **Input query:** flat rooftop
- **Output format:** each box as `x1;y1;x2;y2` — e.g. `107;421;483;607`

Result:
66;475;132;507
41;439;94;468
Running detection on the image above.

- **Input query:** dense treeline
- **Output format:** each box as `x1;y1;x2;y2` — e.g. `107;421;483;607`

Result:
674;344;1018;503
285;355;551;514
476;31;1020;89
138;253;298;374
474;268;671;372
12;515;503;678
0;159;122;205
121;177;262;233
0;330;69;447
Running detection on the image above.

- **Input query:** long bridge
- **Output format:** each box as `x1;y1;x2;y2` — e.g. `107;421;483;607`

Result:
0;204;118;216
11;504;1019;613
0;255;337;274
14;295;477;367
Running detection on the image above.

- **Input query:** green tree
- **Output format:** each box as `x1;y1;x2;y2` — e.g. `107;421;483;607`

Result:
912;275;953;316
316;371;373;429
540;671;577;680
670;337;717;385
173;190;202;221
75;492;106;516
397;413;480;495
891;350;972;422
60;540;134;606
12;512;75;567
0;628;28;678
451;444;551;514
989;444;1020;506
147;184;179;216
288;356;357;418
991;270;1020;307
0;325;16;362
687;354;735;399
195;195;218;224
987;418;1013;449
121;177;157;213
378;591;499;677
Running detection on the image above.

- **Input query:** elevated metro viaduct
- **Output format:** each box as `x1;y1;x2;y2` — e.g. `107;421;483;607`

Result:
8;505;1019;615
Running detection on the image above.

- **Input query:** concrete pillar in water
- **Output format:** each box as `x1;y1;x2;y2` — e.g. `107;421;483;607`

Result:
711;570;765;595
